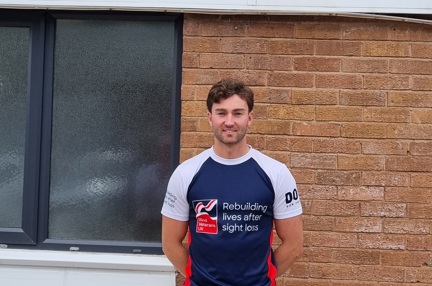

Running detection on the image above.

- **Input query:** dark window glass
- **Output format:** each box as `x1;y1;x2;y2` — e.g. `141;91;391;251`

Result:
0;27;29;228
49;19;175;242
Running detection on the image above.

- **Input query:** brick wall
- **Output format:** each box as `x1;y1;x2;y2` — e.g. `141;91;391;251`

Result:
179;13;432;285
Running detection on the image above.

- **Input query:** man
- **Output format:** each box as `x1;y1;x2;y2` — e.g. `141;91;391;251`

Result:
161;78;303;286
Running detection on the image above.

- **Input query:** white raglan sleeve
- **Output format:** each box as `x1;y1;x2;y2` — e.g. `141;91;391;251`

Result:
161;166;190;221
273;165;303;219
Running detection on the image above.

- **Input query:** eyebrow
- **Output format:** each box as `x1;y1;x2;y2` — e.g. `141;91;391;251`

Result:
214;108;247;112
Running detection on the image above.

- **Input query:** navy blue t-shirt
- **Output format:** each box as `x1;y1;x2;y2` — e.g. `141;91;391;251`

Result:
162;147;302;286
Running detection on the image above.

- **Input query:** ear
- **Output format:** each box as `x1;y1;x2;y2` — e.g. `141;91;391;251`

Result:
248;111;253;127
208;111;213;126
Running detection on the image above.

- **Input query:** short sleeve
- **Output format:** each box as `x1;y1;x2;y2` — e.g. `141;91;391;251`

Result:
272;165;302;219
161;167;190;221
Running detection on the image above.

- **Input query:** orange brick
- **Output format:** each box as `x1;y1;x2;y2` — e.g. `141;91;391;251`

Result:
301;247;333;263
363;107;410;123
389;91;432;107
360;202;406;217
221;70;267;85
200;21;246;37
292;89;338;105
385;187;432;203
268;39;314;55
296;22;341;39
362;42;410;57
313;138;361;154
247;22;295;38
291;153;337;169
181;100;207;117
412;43;432;58
299;185;338;200
316;170;361;186
309;263;357;280
407;204;432;219
311;201;359;216
293;122;340;137
332;249;380;265
246;55;293;71
390;59;432;75
341;123;410;139
265;136;313;152
411;173;432;188
250;119;291;135
356;265;405;282
411;109;432;124
310;231;358;248
338;155;385;171
342;58;388;73
268;72;314;88
342;23;389;40
382;251;430;267
362;140;408;155
182;52;200;68
262;150;290;165
316;74;362;89
358;233;406;250
294;57;341;72
338;186;384;201
335;217;382;232
386;156;432;172
315;106;362;122
406;267;432;283
412;75;432;91
221;38;267;54
183;37;222;52
389;22;432;42
181;117;199;132
364;74;410;90
383;218;430;234
182;68;221;84
303;215;335;231
410;141;432;155
268;88;292;103
315;40;361;56
268;105;315;120
291;169;316;184
339;90;386;106
199;53;245;69
407;235;432;251
362;172;410;187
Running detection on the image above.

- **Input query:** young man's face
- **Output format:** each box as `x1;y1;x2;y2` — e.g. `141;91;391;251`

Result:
208;94;253;146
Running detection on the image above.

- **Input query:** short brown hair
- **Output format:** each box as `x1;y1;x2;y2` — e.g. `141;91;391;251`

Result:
206;78;254;112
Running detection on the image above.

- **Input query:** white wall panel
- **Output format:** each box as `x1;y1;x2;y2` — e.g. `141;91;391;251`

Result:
0;249;176;286
0;0;431;14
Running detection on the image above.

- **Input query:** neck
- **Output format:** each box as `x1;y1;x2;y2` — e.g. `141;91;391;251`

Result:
213;141;250;159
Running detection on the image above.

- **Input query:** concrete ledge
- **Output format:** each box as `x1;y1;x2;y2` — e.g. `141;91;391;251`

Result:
0;248;175;272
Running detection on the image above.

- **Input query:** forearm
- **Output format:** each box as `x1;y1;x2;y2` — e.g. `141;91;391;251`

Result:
273;215;304;277
273;242;303;277
163;242;189;276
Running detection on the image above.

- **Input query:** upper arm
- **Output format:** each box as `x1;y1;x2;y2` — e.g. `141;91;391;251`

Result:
274;214;303;246
162;215;188;246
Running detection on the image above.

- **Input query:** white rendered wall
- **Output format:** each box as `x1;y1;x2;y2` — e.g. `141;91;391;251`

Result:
0;0;431;14
0;249;176;286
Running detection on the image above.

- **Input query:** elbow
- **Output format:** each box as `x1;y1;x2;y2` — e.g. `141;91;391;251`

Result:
295;245;304;261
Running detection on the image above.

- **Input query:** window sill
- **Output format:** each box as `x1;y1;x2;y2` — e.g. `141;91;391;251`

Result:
0;248;174;272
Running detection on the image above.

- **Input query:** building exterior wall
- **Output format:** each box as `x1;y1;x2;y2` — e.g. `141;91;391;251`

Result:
180;13;432;286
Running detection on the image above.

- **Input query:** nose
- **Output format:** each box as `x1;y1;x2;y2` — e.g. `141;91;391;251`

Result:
224;114;234;126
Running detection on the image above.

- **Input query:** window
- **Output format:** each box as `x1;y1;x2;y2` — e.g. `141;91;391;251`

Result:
0;10;182;254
